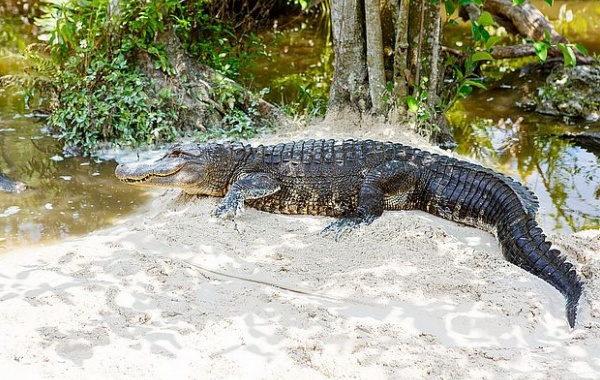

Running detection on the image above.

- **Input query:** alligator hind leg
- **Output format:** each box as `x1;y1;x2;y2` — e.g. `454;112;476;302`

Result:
214;173;281;218
321;160;420;241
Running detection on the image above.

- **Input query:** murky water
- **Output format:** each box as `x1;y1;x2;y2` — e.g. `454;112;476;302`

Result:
449;72;600;234
444;0;600;233
0;35;153;250
0;114;154;251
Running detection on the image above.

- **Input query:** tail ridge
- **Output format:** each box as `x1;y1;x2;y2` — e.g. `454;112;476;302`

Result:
499;218;583;328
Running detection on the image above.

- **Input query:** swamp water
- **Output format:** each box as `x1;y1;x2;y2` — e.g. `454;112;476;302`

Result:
0;106;154;250
0;26;153;250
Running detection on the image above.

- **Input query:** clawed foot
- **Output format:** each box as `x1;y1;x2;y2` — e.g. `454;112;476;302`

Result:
320;217;364;242
213;197;245;218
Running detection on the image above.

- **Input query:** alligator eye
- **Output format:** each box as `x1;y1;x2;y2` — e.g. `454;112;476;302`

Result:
168;147;182;158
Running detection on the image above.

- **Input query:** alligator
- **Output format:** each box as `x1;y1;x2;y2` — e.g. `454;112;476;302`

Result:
115;139;583;328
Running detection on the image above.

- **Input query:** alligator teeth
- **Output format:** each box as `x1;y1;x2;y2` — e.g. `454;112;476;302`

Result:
120;176;151;183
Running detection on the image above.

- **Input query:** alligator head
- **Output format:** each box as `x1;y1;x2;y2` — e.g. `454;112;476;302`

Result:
114;143;235;196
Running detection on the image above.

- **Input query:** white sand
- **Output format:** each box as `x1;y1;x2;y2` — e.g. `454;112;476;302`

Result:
1;118;599;379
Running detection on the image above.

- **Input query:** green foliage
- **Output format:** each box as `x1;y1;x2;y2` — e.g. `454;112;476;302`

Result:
195;87;272;141
444;54;486;109
530;32;584;68
406;76;446;137
209;79;272;138
406;78;433;124
51;54;179;151
174;9;266;79
21;0;266;154
26;0;185;153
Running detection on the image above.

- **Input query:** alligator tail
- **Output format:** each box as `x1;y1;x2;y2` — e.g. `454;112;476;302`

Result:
420;155;583;328
497;217;583;328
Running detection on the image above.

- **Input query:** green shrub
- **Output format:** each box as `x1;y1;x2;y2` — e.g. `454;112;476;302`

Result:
26;0;265;154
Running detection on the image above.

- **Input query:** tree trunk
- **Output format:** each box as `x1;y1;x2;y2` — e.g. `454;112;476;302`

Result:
407;1;443;108
392;0;409;101
407;1;454;147
328;0;369;113
481;44;592;64
364;0;386;114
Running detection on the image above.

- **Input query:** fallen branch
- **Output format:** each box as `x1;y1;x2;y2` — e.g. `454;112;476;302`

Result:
461;0;566;43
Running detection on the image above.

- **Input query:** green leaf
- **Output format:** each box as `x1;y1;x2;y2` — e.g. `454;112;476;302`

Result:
478;11;494;27
453;65;464;79
463;79;487;90
544;0;553;5
407;95;419;113
533;41;548;62
471;22;482;41
575;43;589;56
558;43;576;67
444;0;456;16
471;51;494;62
512;0;526;5
458;85;473;98
485;36;502;49
471;22;490;42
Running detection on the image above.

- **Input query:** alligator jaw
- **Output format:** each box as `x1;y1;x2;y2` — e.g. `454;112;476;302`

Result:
114;158;216;195
115;162;185;187
118;169;181;185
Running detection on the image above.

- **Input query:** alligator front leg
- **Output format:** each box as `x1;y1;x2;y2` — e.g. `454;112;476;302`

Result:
214;173;281;218
322;160;420;241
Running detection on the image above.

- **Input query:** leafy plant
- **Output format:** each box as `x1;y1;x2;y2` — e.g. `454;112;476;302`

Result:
197;87;273;142
530;30;587;67
407;3;492;126
406;0;591;133
23;0;185;153
175;10;266;79
51;54;180;152
15;0;267;154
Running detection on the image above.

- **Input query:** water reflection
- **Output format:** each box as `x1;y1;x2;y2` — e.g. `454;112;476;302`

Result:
0;91;153;251
449;99;600;234
0;124;154;250
441;0;600;234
